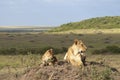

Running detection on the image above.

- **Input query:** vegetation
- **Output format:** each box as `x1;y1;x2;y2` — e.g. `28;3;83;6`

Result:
92;45;120;54
50;16;120;32
1;54;119;80
0;31;120;55
0;16;120;80
0;47;67;55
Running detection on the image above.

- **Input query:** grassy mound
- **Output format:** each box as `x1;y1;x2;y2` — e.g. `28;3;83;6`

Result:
50;16;120;32
20;61;119;80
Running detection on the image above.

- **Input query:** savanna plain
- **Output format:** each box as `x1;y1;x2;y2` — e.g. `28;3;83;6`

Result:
0;29;120;80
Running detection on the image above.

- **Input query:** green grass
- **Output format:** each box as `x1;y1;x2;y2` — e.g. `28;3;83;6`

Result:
0;54;41;68
0;30;120;55
50;16;120;32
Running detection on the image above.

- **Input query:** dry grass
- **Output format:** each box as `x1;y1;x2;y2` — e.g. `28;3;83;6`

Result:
47;29;120;34
0;54;120;80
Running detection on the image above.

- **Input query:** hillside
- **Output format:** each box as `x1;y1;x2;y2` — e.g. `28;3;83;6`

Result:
50;16;120;32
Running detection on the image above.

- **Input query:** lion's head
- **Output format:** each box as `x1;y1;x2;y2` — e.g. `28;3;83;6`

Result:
46;49;53;58
42;49;57;66
73;39;87;55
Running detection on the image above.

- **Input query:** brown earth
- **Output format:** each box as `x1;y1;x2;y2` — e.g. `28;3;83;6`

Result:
20;61;120;80
0;60;119;80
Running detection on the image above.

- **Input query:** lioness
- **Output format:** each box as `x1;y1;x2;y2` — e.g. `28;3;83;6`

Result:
42;49;57;66
64;39;87;67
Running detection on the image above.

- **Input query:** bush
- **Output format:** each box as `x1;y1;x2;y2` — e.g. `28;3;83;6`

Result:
0;48;17;55
0;46;67;55
106;45;120;53
92;45;120;54
92;49;108;54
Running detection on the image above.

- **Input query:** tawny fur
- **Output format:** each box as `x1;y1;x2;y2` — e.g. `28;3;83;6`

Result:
42;49;57;66
64;39;87;68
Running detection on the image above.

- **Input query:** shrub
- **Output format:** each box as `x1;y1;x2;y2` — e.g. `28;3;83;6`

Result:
0;48;17;55
0;46;67;55
106;45;120;53
92;45;120;54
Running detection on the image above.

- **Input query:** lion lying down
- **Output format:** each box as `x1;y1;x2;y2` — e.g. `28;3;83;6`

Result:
64;39;87;68
41;39;87;68
41;49;57;66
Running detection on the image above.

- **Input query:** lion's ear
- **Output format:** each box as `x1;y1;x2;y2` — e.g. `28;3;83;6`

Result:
49;49;53;53
74;39;79;45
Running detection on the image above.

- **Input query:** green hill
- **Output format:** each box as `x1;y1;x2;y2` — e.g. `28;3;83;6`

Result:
50;16;120;32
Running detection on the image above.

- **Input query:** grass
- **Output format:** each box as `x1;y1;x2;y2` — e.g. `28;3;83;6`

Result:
48;28;120;34
0;54;41;70
1;54;119;80
0;29;120;55
50;16;120;32
0;29;120;80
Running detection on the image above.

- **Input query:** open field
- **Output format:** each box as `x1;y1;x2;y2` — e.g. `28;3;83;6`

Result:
0;29;120;80
0;29;120;54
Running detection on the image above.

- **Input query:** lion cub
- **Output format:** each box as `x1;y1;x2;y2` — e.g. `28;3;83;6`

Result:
64;39;87;68
42;49;57;66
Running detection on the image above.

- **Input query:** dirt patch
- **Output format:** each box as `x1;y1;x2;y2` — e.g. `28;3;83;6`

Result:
20;61;120;80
